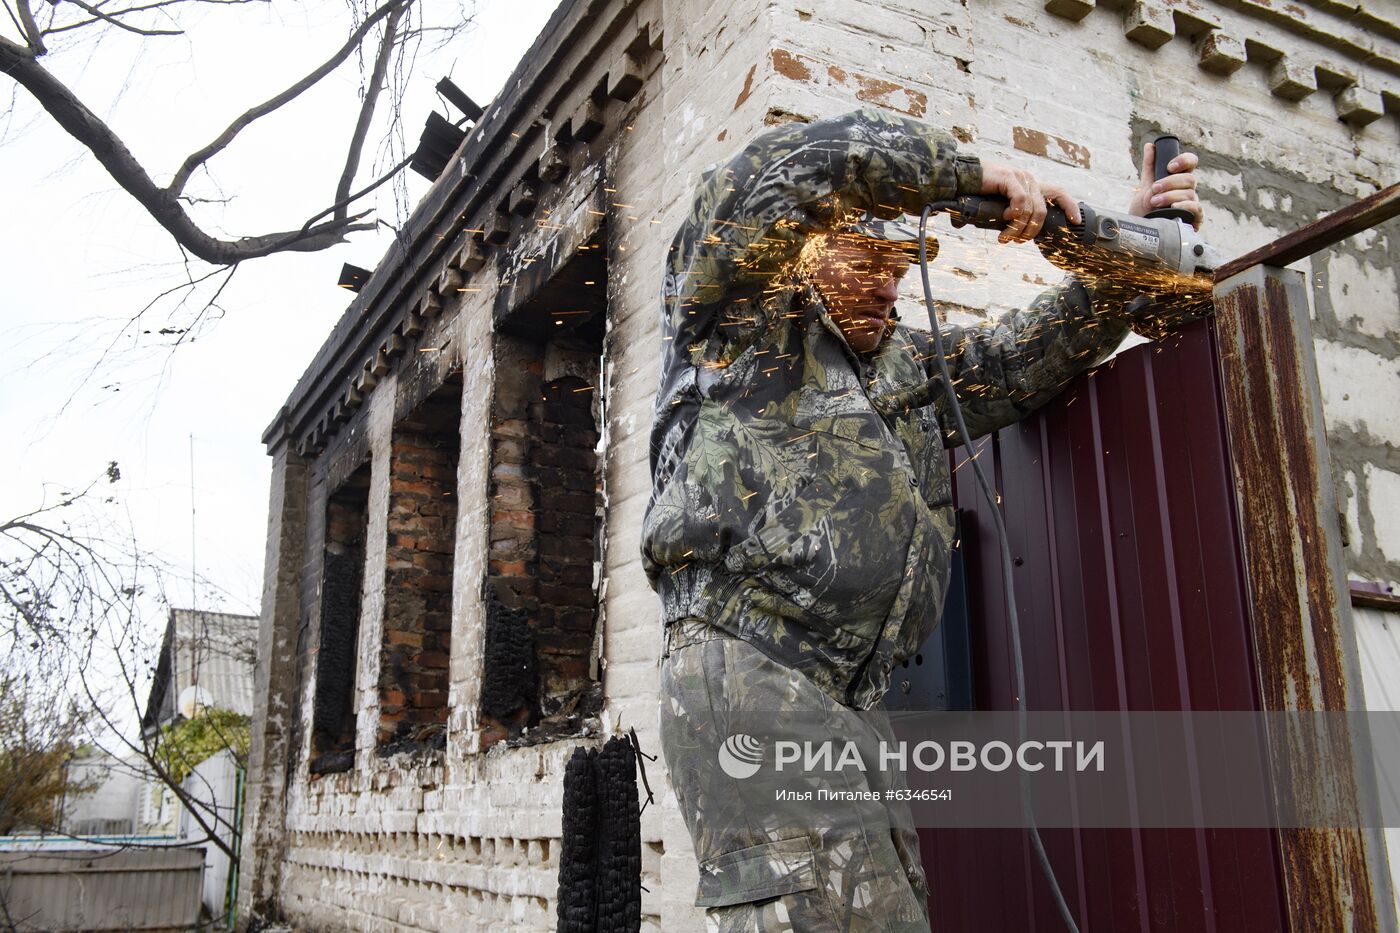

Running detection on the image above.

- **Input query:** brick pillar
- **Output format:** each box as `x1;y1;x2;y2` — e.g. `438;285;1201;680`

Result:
237;439;306;928
483;351;542;745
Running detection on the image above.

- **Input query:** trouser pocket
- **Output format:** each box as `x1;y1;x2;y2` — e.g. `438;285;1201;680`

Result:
696;835;822;908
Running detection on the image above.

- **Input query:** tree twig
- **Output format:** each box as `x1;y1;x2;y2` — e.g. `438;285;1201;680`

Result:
335;1;404;221
58;0;183;36
14;0;44;54
301;151;412;233
165;0;408;196
40;0;264;37
2;1;27;42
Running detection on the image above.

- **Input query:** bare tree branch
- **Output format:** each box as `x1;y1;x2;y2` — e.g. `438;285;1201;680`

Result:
74;702;238;858
14;0;44;54
58;0;183;37
302;150;413;233
166;0;407;196
40;0;265;38
0;41;378;263
171;263;235;349
335;2;404;221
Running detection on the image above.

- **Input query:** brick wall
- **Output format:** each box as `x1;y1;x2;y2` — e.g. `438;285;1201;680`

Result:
311;464;371;773
379;378;462;751
482;335;603;748
532;374;602;717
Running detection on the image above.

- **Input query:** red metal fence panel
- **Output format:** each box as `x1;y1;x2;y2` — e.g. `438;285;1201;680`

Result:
921;318;1288;932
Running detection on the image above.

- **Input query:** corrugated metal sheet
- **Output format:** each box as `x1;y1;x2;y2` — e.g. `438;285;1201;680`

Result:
1354;604;1400;925
1356;606;1400;714
173;609;257;717
143;609;258;731
0;847;203;931
920;319;1288;931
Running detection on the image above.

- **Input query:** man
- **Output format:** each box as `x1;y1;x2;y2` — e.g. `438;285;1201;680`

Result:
643;108;1203;931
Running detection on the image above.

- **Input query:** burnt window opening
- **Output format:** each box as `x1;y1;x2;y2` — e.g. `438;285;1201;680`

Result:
310;463;371;774
378;372;463;755
484;236;607;747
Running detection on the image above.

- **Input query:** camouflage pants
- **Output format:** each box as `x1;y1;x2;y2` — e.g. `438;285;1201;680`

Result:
659;621;932;932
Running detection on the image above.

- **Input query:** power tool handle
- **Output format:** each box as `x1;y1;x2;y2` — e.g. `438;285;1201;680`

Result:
1147;133;1196;224
946;195;1073;237
1153;135;1181;183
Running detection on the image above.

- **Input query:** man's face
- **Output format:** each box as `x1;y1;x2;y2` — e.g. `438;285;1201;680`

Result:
805;232;909;355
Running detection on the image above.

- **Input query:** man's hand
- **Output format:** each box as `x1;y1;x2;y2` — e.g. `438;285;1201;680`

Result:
980;163;1081;245
1126;142;1204;229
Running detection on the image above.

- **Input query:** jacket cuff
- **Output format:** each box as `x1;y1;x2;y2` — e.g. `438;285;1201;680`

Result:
953;153;982;196
1124;293;1214;341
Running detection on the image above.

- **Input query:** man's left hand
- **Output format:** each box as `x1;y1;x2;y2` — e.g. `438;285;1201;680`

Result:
1126;142;1204;229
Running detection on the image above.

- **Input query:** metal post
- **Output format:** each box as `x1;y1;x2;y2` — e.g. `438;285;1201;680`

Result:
1213;252;1396;931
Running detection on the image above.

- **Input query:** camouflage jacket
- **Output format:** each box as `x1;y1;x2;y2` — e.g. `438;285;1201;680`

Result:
642;108;1146;710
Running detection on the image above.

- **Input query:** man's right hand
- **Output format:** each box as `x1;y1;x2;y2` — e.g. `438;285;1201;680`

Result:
979;162;1081;245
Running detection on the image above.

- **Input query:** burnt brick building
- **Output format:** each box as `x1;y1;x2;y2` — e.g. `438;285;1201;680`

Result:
238;0;1400;928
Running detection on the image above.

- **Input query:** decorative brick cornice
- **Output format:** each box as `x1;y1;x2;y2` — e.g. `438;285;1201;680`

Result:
1045;0;1399;128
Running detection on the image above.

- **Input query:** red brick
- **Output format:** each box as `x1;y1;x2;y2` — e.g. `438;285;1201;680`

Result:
492;484;533;509
494;438;528;465
538;512;593;536
480;721;508;748
539;537;595;560
490;558;530;577
534;400;591;426
536;466;596;492
558;564;594;586
421;464;457;482
392;479;439;498
543;656;590;681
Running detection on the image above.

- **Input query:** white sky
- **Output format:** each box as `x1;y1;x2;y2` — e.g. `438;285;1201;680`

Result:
1;1;562;626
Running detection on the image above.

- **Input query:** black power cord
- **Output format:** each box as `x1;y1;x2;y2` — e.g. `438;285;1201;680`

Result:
916;204;1081;933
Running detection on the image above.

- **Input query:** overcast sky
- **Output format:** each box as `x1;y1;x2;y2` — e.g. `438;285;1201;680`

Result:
1;1;562;627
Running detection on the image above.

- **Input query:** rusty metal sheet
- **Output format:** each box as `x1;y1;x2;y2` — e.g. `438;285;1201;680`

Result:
1213;263;1390;932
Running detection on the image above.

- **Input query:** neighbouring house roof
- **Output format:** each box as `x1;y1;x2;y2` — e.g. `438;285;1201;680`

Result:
141;609;258;735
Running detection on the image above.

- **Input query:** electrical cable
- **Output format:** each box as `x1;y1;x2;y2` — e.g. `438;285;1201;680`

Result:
916;204;1081;933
